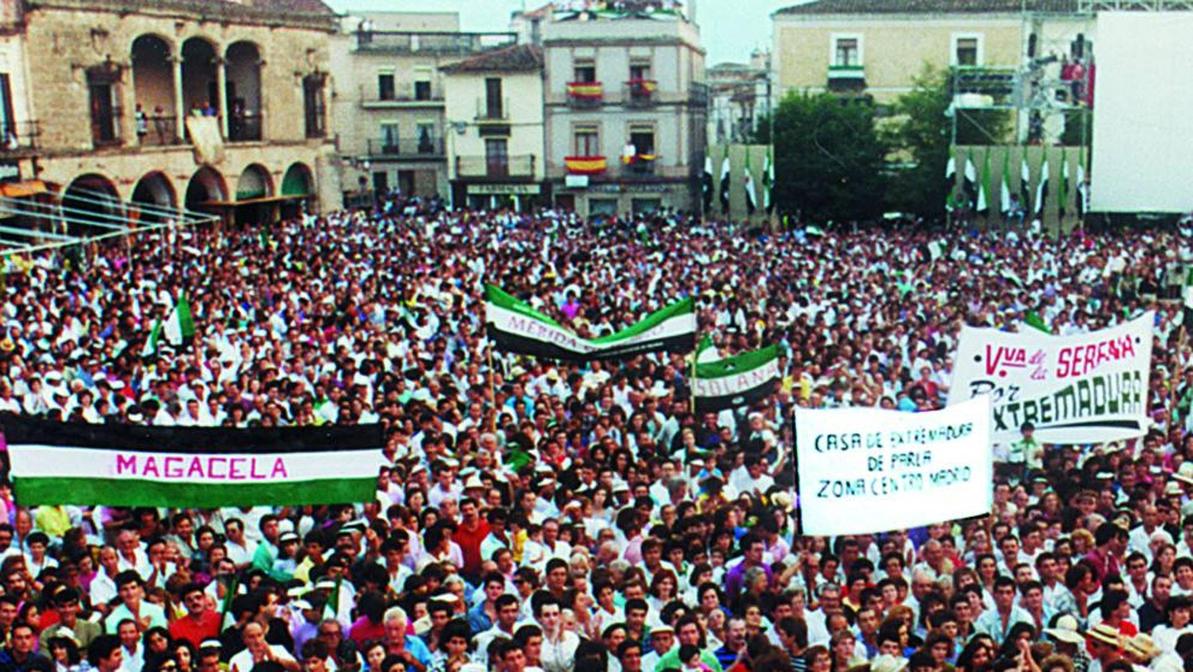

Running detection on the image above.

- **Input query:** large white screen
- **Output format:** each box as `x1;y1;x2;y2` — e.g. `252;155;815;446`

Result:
1091;12;1193;213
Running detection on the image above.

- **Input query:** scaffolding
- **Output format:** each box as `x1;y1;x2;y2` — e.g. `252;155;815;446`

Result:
0;186;218;260
1078;0;1193;9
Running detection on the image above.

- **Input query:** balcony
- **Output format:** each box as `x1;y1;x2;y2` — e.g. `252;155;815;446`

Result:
564;156;606;175
827;64;866;93
456;155;536;179
361;87;444;109
828;64;865;79
0;121;39;155
567;82;604;108
475;97;509;122
227;112;263;143
355;30;517;54
621;154;658;177
367;137;445;159
139;116;179;146
625;79;658;108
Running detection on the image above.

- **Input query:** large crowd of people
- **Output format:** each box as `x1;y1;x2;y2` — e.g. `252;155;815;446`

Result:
0;205;1189;672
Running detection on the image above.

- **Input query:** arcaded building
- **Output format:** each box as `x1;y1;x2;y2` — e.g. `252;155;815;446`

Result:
11;0;339;225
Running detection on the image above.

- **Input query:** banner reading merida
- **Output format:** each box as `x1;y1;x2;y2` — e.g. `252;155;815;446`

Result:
795;397;993;536
1;414;386;507
948;311;1154;444
485;284;696;361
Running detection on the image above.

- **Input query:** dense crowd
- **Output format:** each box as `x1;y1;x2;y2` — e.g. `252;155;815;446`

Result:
0;206;1190;672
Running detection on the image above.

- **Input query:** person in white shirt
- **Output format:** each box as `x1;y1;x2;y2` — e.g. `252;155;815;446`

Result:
90;546;121;612
223;518;257;569
230;621;300;672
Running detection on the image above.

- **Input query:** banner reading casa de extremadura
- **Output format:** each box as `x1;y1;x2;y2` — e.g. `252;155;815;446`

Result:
795;396;993;536
948;311;1154;445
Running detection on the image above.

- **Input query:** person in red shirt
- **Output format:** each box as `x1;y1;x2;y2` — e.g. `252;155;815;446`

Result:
169;583;221;647
452;497;490;583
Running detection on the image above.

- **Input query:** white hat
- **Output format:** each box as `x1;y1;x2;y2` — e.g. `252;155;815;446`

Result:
1043;614;1084;645
464;475;485;490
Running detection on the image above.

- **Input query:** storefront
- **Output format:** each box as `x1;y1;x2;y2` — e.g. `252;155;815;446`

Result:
551;177;689;218
453;182;549;212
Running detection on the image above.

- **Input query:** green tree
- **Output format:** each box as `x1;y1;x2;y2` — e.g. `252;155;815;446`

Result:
884;68;951;219
887;67;1013;218
772;92;886;223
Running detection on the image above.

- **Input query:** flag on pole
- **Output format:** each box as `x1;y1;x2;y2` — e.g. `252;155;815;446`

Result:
763;146;775;214
141;295;195;357
1024;311;1051;334
1034;157;1050;216
701;156;714;212
694;334;721;364
719;151;731;213
163;295;195;346
1076;147;1088;219
1059;148;1071;220
1020;154;1032;215
744;150;758;215
140;318;164;359
1000;150;1012;215
692;345;780;413
945;155;957;212
485;284;696;361
963;153;979;211
977;150;991;214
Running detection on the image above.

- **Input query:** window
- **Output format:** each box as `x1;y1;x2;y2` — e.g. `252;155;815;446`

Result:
380;123;399;153
416;122;436;154
378;71;395;100
629;126;655;155
485;78;503;119
0;74;14;140
953;35;982;66
574;59;596;83
303;74;326;138
414;68;433;101
88;77;120;145
574;125;599;156
630;61;652;81
485;138;509;177
834;37;860;66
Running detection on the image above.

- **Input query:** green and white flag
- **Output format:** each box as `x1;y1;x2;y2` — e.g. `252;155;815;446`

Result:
140;318;164;359
744;150;758;215
1000;150;1012;215
140;295;195;358
977;149;991;214
1035;158;1050;216
485;284;696;361
694;335;721;364
164;295;195;346
3;416;386;507
692;345;780;413
945;155;957;212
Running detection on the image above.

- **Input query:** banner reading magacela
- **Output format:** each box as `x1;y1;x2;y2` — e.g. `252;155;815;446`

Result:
794;396;993;536
948;311;1154;445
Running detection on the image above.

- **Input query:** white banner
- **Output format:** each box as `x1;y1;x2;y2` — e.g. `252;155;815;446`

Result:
795;397;993;536
948;312;1153;444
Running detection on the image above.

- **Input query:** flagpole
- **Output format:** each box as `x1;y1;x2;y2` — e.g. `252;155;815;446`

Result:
488;345;498;434
689;341;697;416
1172;324;1186;426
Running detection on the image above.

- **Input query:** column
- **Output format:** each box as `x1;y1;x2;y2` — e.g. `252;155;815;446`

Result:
216;58;229;139
172;56;184;142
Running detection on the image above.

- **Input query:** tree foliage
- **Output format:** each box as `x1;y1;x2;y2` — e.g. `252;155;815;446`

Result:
772;92;887;223
885;68;952;219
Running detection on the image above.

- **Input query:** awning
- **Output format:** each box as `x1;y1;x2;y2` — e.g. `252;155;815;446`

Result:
203;194;310;207
0;180;47;198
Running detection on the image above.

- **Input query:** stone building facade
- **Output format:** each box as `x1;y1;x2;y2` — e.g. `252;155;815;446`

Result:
15;0;339;225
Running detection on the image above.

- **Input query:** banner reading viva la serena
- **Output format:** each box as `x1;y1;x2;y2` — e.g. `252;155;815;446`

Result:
948;311;1154;444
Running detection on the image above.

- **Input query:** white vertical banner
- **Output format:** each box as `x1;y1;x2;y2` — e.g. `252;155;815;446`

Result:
795;397;993;536
948;312;1153;444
